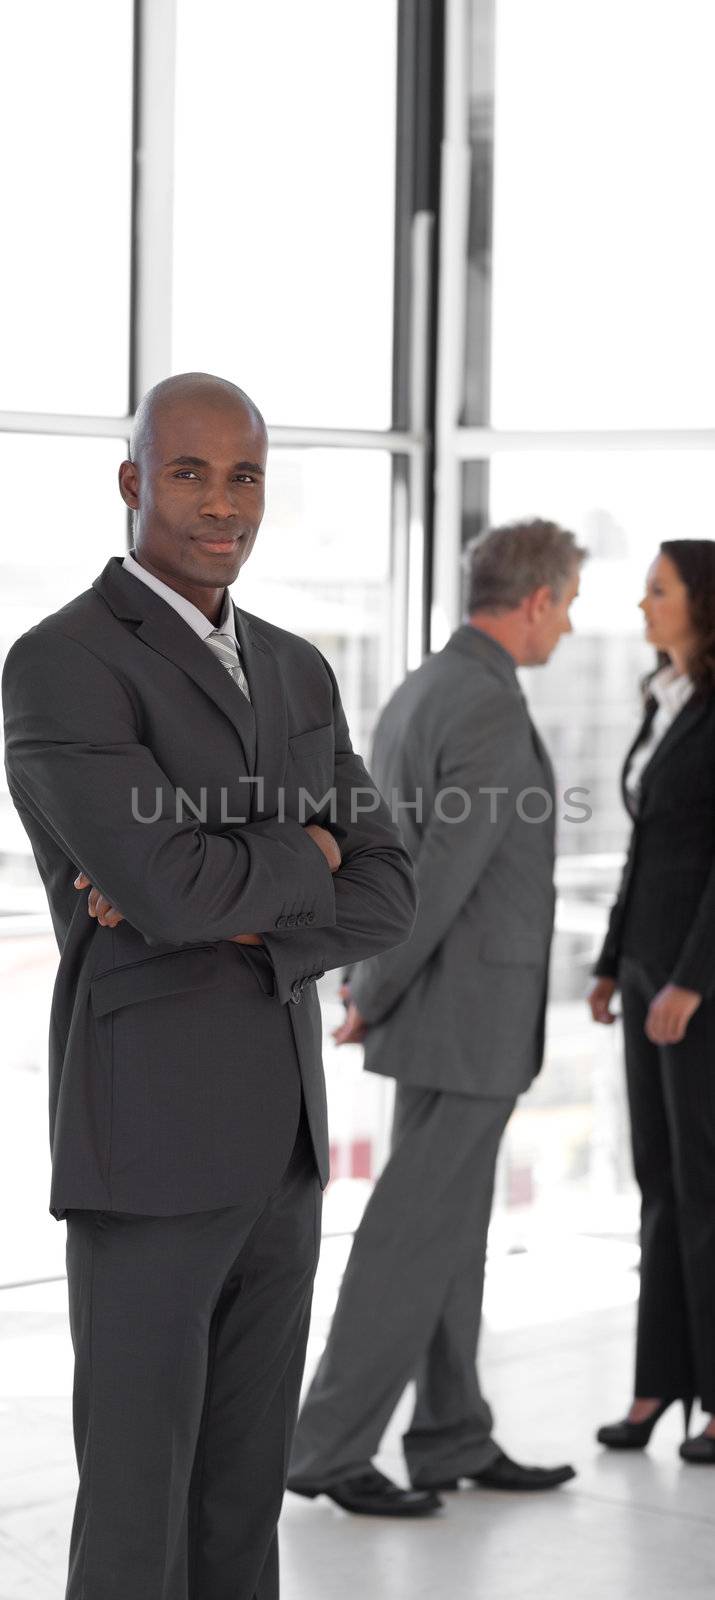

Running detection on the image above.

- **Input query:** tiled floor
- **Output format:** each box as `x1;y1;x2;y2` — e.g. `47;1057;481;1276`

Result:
1;1239;713;1600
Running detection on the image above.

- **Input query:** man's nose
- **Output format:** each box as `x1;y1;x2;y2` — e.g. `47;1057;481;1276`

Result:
200;484;236;519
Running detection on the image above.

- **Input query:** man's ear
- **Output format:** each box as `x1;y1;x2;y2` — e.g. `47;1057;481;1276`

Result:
525;584;553;623
118;459;140;511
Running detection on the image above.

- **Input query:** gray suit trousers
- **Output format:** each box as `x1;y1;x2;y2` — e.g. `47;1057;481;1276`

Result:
289;1085;513;1488
64;1105;321;1600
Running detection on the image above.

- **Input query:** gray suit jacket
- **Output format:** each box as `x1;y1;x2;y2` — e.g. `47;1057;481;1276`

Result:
2;557;416;1218
348;626;556;1098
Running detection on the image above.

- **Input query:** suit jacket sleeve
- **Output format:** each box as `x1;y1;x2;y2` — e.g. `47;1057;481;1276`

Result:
344;693;533;1025
668;861;715;995
259;654;418;1004
2;627;337;947
591;828;636;980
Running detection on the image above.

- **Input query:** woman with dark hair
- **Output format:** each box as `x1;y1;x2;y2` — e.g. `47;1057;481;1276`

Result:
589;539;715;1463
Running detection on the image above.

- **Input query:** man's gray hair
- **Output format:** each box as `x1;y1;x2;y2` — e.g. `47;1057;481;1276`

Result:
463;518;587;615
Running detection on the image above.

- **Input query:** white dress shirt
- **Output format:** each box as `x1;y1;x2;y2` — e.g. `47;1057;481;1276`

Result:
122;548;240;650
625;663;694;804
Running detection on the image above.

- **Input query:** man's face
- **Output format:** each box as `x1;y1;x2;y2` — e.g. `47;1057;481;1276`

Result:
118;397;267;591
523;568;580;666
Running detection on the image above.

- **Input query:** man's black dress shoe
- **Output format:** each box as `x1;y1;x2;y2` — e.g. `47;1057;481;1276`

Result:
425;1448;576;1492
287;1465;443;1516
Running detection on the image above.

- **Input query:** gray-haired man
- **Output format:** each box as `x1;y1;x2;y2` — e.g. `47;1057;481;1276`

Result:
288;520;585;1516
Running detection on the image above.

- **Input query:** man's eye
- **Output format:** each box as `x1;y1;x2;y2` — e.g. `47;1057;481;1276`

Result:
174;470;198;479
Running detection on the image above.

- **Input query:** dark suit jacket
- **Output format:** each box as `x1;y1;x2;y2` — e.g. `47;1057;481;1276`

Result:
347;626;556;1098
594;687;715;995
1;556;416;1218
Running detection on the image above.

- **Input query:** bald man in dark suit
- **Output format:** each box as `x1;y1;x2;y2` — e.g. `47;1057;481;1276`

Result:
2;373;416;1600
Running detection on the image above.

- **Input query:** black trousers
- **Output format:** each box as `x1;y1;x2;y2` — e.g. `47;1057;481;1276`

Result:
620;956;715;1412
63;1102;321;1600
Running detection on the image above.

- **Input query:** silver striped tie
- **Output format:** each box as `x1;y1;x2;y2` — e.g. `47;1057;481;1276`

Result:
205;630;252;703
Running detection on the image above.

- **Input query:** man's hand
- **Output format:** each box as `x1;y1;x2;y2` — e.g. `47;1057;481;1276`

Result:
331;983;368;1046
645;983;702;1045
74;871;263;944
74;871;124;928
304;823;341;874
587;977;619;1025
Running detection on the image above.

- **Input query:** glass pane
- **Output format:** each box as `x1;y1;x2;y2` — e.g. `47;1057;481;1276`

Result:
235;448;393;752
0;434;128;1283
234;447;396;1233
0;433;128;863
470;0;715;427
0;433;128;635
172;0;397;429
0;2;133;414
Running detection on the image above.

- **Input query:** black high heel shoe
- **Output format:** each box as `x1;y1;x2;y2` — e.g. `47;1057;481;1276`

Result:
679;1428;715;1464
596;1397;693;1450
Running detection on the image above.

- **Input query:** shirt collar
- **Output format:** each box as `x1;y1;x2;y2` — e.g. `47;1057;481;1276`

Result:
650;662;694;715
122;549;236;643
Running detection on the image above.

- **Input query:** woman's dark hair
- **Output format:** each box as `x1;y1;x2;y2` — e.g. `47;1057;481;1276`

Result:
646;539;715;697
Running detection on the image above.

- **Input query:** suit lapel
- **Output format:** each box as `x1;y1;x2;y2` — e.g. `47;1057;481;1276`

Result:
134;610;257;770
233;607;288;821
93;557;257;771
621;698;657;815
632;693;709;799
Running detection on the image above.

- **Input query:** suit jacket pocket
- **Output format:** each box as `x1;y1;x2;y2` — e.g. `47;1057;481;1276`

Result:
479;933;546;965
286;723;335;816
90;945;221;1017
288;722;334;757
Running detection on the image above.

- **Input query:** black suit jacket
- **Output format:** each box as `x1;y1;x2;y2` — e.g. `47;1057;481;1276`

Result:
594;687;715;995
1;557;416;1218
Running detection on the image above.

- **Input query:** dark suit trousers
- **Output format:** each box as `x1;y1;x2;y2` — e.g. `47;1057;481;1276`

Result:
63;1103;321;1600
620;957;715;1412
289;1085;513;1488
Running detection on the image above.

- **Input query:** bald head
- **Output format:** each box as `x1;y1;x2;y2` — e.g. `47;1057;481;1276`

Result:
119;372;269;617
129;372;267;466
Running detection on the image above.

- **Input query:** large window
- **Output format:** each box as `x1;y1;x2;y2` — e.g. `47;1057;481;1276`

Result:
487;0;715;431
441;0;715;1242
0;0;133;415
10;0;706;1284
172;0;397;431
0;0;424;1281
0;0;135;1283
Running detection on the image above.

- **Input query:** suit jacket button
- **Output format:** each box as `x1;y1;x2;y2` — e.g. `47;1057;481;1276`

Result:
296;912;306;926
285;914;296;928
306;912;315;924
290;980;303;1004
275;916;285;928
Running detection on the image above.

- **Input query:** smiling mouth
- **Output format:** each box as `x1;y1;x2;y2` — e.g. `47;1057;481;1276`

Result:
192;536;244;553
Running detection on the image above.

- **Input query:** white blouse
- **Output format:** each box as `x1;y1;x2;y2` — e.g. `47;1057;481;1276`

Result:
624;664;694;805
